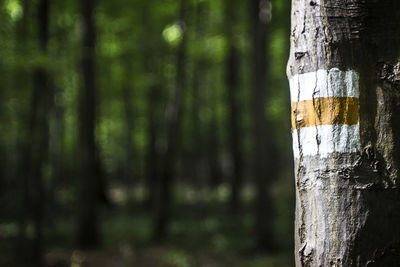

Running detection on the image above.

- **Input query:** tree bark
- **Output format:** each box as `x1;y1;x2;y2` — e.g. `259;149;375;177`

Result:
288;0;400;265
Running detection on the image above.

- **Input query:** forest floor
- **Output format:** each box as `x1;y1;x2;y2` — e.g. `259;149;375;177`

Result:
43;247;292;267
1;184;294;267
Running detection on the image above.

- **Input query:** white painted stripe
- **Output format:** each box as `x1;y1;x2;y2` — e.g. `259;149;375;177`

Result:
292;124;360;159
289;68;359;104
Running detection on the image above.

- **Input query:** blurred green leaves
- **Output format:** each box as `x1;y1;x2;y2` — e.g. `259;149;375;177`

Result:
4;0;22;21
163;23;184;47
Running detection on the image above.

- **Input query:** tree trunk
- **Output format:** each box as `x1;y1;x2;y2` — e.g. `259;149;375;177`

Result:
77;0;100;249
226;0;244;214
188;1;204;188
122;58;136;201
31;1;50;261
16;0;31;261
153;0;187;241
140;3;161;210
47;14;68;224
145;84;160;209
288;0;400;265
190;65;201;186
207;95;222;188
251;0;275;250
17;0;51;264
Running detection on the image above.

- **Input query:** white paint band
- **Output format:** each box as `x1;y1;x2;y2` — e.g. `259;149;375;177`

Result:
290;69;361;159
292;124;361;159
289;68;359;104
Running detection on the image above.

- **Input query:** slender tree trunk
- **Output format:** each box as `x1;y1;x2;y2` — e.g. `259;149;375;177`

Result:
190;66;201;186
47;11;67;222
140;3;161;210
48;91;64;222
27;2;50;263
145;84;160;209
153;0;187;240
16;0;31;260
207;92;222;188
31;2;50;262
77;0;100;249
251;0;275;250
225;0;243;213
16;0;51;264
122;58;136;201
16;0;50;263
288;0;400;265
188;0;206;187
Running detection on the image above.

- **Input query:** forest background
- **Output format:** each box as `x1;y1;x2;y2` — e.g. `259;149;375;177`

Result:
0;0;294;266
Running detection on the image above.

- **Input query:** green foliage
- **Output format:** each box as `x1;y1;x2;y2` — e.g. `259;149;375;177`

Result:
4;0;23;21
163;23;184;46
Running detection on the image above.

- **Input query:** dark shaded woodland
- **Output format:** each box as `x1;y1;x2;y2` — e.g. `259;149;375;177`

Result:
0;0;293;266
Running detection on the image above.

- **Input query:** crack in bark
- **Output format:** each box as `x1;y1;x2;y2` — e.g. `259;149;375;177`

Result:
296;76;307;245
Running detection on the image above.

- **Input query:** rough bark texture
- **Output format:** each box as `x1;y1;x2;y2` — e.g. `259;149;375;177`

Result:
287;0;400;266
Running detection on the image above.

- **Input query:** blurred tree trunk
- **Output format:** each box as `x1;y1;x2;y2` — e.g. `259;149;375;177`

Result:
122;58;136;200
225;0;244;213
145;84;161;209
76;0;101;249
288;0;400;265
188;2;203;187
47;11;68;225
207;101;222;188
31;0;50;262
251;0;275;250
16;0;31;260
189;0;208;188
47;88;64;223
141;3;161;209
153;0;187;241
190;66;201;186
17;0;51;264
207;73;222;188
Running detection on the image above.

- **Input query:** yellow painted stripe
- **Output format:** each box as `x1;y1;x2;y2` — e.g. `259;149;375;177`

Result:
291;97;359;130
